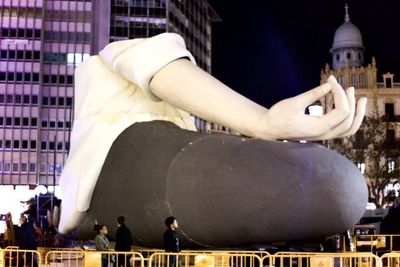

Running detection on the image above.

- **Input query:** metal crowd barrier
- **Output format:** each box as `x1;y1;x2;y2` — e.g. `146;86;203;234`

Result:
354;235;400;254
44;250;144;267
2;247;400;267
0;248;42;267
266;252;381;267
148;251;263;267
380;252;400;267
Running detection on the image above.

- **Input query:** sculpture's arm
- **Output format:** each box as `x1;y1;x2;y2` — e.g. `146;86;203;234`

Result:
150;59;367;141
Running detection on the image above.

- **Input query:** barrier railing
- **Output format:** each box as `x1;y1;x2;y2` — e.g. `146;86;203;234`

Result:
0;248;42;267
354;235;400;254
2;246;400;267
148;251;263;267
265;252;381;267
44;250;145;267
379;252;400;267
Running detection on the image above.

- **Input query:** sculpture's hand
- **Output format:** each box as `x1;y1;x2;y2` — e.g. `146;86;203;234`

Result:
261;75;367;141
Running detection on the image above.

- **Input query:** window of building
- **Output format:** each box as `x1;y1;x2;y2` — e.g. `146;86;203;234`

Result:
17;50;24;59
13;140;19;148
32;95;38;104
66;97;73;106
40;163;46;173
49;142;55;150
385;103;395;121
6;95;13;103
23;118;29;126
31;118;37;126
4;163;11;173
49;121;56;128
21;163;28;173
30;140;36;149
50;97;57;105
12;163;19;172
33;51;40;60
29;163;36;172
5;140;11;149
15;95;22;104
14;117;21;125
23;95;30;104
41;142;47;150
42;120;48;127
57;141;63;150
22;140;28;149
16;72;23;81
0;117;3;125
57;121;63;128
0;94;4;103
6;117;12;126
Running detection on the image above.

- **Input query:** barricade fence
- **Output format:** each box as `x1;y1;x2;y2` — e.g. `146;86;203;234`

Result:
0;248;41;267
266;252;381;267
4;248;400;267
354;235;400;253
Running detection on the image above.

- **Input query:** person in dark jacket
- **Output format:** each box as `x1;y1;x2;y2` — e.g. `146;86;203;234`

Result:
18;214;38;267
115;216;133;267
163;216;180;267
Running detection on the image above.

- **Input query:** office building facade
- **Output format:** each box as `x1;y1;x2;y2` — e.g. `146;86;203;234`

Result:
0;0;219;186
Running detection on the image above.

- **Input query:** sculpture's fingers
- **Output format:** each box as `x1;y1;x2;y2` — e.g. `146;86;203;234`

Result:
324;86;356;138
338;97;367;137
327;75;350;114
293;83;331;108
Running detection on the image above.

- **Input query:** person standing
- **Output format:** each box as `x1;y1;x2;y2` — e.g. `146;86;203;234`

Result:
163;216;181;267
17;214;38;267
95;224;111;267
115;216;133;267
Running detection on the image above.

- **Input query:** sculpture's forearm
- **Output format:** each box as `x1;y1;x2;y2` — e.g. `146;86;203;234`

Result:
150;59;272;139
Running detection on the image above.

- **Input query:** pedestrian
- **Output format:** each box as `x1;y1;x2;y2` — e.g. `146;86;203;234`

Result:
115;216;133;267
17;214;38;267
95;224;111;267
163;216;181;267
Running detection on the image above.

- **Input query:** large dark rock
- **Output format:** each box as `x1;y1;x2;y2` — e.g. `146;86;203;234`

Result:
73;121;368;248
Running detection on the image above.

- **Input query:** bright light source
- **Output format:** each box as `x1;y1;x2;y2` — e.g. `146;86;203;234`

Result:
35;185;47;195
308;105;323;116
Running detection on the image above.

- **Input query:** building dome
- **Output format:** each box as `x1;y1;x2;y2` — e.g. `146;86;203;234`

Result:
330;4;364;70
332;21;363;49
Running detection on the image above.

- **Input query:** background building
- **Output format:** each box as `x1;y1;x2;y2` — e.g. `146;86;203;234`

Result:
320;5;400;208
0;0;220;188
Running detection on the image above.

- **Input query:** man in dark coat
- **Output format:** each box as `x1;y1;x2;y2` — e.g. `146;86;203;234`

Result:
18;214;38;267
115;216;133;267
163;216;180;267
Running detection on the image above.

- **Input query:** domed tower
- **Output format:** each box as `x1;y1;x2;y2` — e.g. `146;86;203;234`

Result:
330;4;365;70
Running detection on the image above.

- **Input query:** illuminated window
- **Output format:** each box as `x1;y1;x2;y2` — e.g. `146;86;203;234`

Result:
357;163;365;174
388;159;395;173
67;53;90;66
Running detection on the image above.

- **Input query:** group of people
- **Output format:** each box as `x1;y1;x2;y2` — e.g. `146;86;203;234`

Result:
94;215;181;267
94;216;133;267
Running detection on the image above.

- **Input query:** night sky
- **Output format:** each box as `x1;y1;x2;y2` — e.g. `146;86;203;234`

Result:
207;0;400;108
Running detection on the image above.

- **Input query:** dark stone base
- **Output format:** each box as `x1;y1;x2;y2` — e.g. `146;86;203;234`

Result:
72;121;368;248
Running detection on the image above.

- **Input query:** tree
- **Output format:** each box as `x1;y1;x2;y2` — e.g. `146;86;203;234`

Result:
327;113;400;208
